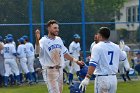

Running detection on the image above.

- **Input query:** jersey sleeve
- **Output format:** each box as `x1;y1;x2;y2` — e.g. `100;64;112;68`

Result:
89;45;100;67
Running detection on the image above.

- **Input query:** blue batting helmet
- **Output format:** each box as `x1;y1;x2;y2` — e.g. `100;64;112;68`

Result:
22;35;28;41
73;34;80;39
8;37;13;42
69;82;84;93
78;65;88;81
19;38;25;44
7;34;13;38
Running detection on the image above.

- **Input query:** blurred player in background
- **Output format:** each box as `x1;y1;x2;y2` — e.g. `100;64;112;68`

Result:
119;40;131;81
79;27;126;93
17;38;33;85
133;51;140;76
23;35;37;83
0;36;5;87
2;37;21;87
68;34;81;85
90;34;99;52
35;20;84;93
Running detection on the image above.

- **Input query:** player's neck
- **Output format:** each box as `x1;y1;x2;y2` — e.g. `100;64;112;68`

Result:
47;34;55;39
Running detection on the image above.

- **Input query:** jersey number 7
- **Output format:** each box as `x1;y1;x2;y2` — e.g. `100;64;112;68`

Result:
108;51;114;65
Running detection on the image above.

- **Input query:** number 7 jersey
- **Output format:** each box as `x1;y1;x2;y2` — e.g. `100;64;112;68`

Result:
89;41;126;75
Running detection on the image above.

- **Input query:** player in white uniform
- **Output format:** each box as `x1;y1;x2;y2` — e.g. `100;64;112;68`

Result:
68;34;81;84
17;38;33;84
0;36;5;86
35;20;84;93
90;34;99;53
23;35;36;83
2;37;21;87
119;40;131;81
79;27;126;93
6;34;17;85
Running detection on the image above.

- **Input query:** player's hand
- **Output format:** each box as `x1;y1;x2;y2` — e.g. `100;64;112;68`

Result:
76;61;84;66
79;77;89;92
35;29;40;40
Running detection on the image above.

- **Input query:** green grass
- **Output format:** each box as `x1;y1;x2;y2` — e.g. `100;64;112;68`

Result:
0;80;140;93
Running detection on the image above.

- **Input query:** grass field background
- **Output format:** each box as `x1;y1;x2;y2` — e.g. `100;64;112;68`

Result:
0;80;140;93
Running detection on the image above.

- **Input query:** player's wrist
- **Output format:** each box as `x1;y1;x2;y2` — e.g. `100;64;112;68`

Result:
73;58;78;63
86;73;92;79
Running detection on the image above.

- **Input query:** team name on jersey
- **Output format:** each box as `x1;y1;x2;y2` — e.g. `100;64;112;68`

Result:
48;44;62;51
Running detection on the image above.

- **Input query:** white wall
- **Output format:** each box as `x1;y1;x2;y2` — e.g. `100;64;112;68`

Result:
115;0;139;31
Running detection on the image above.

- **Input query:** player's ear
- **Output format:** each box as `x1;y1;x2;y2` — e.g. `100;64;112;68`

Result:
48;26;51;31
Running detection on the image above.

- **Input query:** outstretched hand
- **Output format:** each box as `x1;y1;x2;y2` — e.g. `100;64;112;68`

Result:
35;29;40;40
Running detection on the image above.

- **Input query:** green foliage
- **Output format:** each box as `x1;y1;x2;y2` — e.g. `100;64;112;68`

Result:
87;0;128;22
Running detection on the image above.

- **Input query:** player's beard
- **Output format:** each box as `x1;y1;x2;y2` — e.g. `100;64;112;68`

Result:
50;31;59;36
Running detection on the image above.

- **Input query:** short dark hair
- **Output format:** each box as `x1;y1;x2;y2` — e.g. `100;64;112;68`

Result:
98;27;110;39
47;20;58;27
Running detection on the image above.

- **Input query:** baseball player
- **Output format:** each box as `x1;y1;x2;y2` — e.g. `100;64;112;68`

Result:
0;36;5;86
35;20;84;93
79;27;126;93
2;37;21;87
119;40;131;81
17;39;24;83
6;34;16;47
23;35;37;83
68;34;81;85
90;34;99;52
17;38;33;84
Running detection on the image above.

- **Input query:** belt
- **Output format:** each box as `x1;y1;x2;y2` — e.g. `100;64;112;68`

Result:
47;65;61;69
97;74;116;76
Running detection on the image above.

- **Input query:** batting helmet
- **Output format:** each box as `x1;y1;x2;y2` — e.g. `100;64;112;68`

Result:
8;37;13;42
7;34;13;38
19;38;25;44
69;82;84;93
73;34;80;39
78;65;88;81
22;35;28;41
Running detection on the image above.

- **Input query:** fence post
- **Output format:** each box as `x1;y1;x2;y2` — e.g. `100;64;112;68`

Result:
81;0;86;62
29;0;33;43
41;0;44;36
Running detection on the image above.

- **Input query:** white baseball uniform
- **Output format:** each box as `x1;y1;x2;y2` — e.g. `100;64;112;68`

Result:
25;42;35;73
69;41;81;73
37;36;68;93
17;44;29;74
90;42;96;53
89;41;126;93
119;51;130;74
3;43;19;76
119;45;130;74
